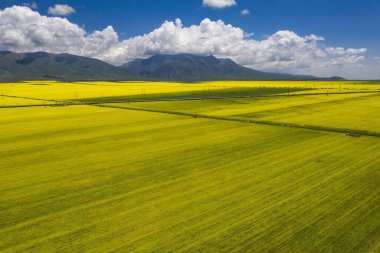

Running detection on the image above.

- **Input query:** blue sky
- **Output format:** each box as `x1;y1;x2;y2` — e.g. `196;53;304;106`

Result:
3;0;378;49
1;0;379;78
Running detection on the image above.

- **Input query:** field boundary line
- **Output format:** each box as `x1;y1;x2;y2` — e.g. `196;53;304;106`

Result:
0;94;63;103
99;104;380;138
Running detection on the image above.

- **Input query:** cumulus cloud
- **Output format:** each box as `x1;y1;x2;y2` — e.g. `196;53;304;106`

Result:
0;6;116;56
241;9;250;16
0;5;377;79
47;4;75;16
100;18;246;64
203;0;237;9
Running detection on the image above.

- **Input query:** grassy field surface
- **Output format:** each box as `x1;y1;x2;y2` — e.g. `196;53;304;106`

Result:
0;81;379;252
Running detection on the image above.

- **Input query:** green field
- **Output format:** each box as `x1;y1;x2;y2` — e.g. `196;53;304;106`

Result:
0;81;379;252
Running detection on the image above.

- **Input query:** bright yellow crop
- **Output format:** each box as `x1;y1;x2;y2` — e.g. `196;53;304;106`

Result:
0;80;378;103
0;80;379;252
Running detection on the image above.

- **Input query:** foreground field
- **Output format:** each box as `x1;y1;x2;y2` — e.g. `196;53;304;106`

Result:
0;81;379;252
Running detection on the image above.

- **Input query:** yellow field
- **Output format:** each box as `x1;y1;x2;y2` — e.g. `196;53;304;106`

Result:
123;92;380;135
0;80;379;252
0;80;379;102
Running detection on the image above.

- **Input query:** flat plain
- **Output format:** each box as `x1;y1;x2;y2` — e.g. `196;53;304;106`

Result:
0;81;379;252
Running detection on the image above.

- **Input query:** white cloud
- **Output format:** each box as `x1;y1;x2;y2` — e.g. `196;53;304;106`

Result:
47;4;75;16
22;2;37;9
241;9;250;16
0;6;377;79
329;55;365;65
203;0;236;9
0;6;116;56
326;47;367;55
346;48;367;54
101;18;246;64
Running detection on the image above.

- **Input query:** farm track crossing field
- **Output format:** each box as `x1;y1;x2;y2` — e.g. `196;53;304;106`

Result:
0;81;379;252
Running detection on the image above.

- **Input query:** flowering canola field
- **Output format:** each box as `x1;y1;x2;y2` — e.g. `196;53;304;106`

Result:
0;81;379;252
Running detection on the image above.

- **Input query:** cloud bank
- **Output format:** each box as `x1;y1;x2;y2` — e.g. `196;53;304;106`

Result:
0;6;378;79
203;0;237;9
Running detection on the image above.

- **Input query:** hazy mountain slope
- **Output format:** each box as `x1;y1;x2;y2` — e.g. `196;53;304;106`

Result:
121;54;333;81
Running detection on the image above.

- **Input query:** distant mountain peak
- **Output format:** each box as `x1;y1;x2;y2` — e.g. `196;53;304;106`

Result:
121;53;332;81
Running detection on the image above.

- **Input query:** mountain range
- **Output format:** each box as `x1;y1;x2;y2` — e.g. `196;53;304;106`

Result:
0;51;137;81
0;51;344;82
